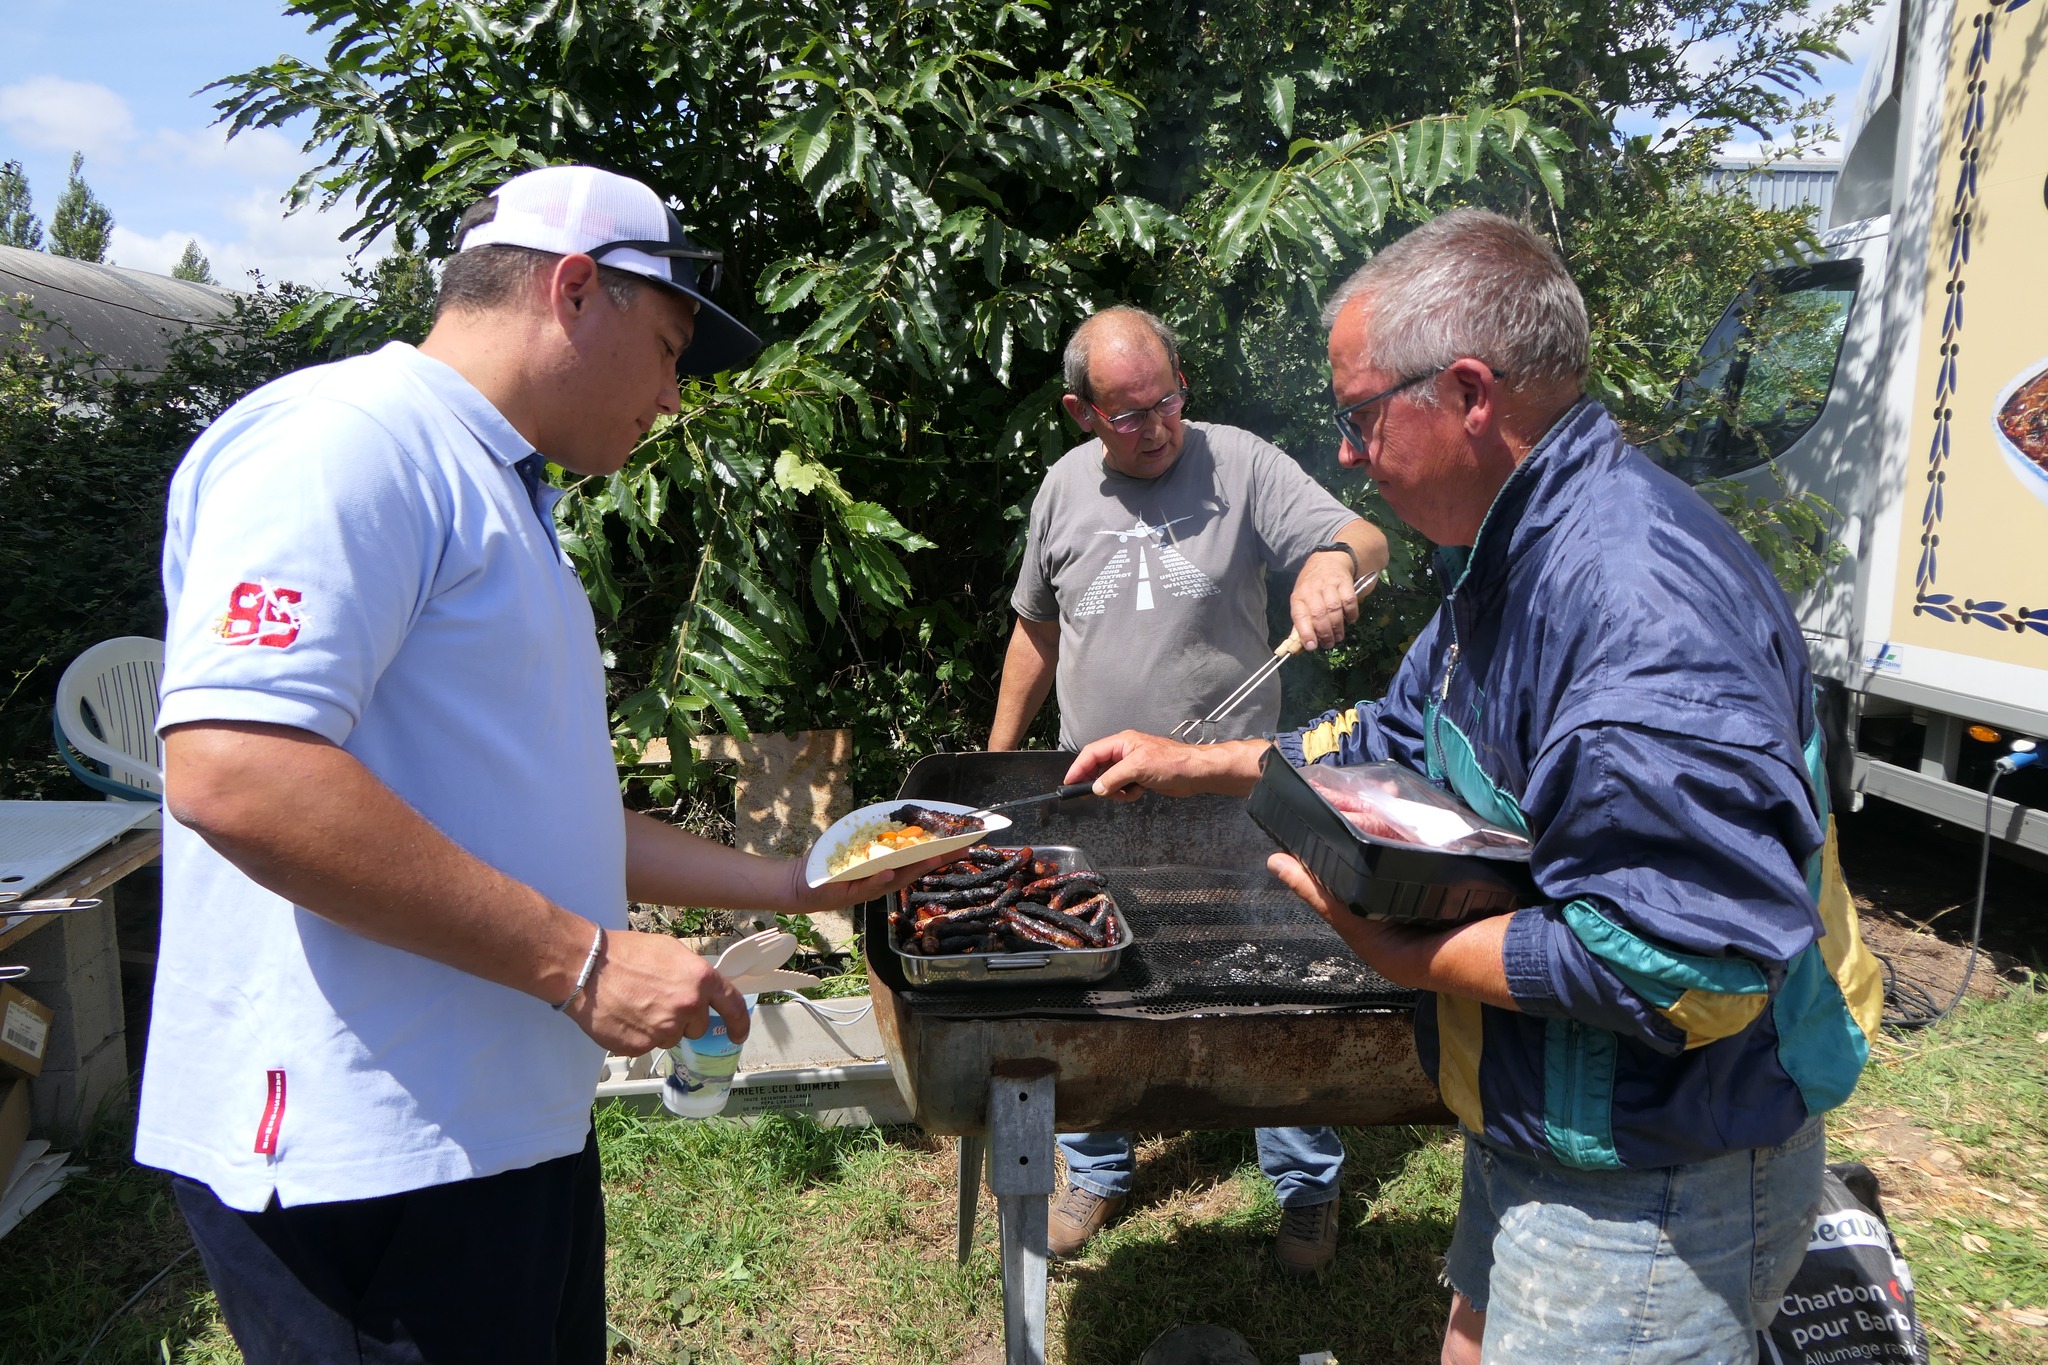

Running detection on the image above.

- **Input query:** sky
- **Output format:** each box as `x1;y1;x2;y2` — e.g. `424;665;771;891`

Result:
0;0;382;289
0;1;1886;293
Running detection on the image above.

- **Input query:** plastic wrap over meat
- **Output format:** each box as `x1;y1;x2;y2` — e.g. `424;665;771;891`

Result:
1301;762;1532;856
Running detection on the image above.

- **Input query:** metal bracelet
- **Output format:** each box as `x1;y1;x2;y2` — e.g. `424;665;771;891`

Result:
553;923;605;1012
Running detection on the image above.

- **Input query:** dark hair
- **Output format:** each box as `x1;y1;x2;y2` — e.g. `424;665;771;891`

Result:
433;244;648;319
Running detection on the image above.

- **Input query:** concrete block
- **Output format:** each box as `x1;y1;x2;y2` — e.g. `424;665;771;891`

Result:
29;1030;130;1142
8;892;128;1143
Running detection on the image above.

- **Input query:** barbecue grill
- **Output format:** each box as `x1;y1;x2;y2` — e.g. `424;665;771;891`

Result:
863;752;1447;1364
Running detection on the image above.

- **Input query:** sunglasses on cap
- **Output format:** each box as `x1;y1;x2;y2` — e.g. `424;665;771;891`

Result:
589;206;725;300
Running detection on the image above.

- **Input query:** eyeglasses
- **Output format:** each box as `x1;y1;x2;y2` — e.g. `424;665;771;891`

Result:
1332;365;1506;453
1088;372;1190;435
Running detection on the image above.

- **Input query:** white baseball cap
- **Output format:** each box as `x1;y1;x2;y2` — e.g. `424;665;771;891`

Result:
453;164;762;376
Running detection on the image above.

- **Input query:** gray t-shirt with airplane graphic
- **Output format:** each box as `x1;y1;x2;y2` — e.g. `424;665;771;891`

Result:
1013;421;1357;749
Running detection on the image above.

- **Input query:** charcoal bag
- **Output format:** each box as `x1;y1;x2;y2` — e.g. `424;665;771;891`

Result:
1761;1162;1929;1364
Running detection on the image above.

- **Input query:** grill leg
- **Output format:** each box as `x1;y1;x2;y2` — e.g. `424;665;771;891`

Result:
957;1134;986;1265
997;1193;1049;1364
987;1072;1055;1365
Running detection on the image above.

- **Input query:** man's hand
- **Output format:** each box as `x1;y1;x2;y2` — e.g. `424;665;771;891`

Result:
778;849;958;917
563;930;750;1055
1267;851;1519;1009
1064;730;1270;800
1290;548;1366;653
1289;518;1387;652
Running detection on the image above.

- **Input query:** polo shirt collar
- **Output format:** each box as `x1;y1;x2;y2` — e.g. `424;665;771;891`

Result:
381;342;533;468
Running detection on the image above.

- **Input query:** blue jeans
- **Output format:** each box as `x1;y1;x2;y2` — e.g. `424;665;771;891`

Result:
1056;1127;1344;1208
1445;1118;1825;1364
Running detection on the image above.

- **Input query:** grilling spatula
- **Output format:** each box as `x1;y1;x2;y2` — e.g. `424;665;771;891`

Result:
1169;570;1382;743
960;782;1096;821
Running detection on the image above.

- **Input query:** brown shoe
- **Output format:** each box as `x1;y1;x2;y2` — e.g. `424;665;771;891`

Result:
1274;1196;1339;1277
1047;1182;1126;1258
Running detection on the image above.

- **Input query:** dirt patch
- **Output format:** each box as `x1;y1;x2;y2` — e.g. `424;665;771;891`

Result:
1837;802;2048;972
1856;914;2015;1008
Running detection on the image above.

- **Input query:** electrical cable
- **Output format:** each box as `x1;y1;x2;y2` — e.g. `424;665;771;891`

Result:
1878;746;2035;1032
74;1245;195;1363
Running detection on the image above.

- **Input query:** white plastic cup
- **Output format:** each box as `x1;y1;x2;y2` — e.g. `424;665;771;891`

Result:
661;995;757;1119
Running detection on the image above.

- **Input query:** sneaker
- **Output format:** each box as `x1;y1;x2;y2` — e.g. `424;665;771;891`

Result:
1047;1182;1127;1258
1274;1196;1339;1277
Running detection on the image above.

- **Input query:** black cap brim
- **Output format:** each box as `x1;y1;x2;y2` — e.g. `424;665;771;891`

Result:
649;279;762;377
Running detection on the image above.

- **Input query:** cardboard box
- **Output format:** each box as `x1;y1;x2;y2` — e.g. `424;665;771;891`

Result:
0;1076;28;1191
0;985;54;1078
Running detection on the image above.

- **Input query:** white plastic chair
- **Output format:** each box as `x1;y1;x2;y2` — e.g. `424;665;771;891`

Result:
53;636;164;803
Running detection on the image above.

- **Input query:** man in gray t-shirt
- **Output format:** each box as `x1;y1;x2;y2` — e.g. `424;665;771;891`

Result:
989;306;1386;1276
1008;419;1361;747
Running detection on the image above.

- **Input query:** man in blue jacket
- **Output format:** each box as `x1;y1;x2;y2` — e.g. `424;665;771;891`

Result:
1065;209;1884;1363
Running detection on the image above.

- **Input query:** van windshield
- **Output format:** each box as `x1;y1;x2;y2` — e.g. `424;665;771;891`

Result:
1653;260;1863;484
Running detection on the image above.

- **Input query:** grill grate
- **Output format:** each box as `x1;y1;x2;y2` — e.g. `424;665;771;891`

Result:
887;865;1415;1021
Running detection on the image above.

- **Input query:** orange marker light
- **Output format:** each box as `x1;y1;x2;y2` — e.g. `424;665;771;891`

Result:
1968;725;2001;743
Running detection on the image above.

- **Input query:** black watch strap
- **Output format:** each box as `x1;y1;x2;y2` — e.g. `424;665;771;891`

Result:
1308;541;1359;575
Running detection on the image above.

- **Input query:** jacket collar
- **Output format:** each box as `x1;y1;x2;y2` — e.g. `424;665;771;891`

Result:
1431;398;1618;601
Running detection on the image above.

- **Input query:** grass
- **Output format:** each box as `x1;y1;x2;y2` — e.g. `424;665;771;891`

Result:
1826;982;2048;1362
2;983;2043;1364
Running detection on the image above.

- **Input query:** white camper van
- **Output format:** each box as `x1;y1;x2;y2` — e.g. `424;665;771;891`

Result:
1660;0;2048;852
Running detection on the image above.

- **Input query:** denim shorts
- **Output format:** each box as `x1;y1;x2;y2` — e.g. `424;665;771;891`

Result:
1445;1118;1825;1364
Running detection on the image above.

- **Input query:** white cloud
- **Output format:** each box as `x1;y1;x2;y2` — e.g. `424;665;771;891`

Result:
0;75;137;162
151;123;306;181
111;193;387;291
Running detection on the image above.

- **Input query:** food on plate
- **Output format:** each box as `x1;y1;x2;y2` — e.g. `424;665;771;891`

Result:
889;846;1121;956
1998;368;2048;470
824;804;988;876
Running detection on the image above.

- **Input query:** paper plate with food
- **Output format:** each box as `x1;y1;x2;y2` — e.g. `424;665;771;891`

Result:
805;800;1011;888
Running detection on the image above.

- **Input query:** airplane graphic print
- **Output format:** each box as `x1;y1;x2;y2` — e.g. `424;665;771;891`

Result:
1074;515;1221;618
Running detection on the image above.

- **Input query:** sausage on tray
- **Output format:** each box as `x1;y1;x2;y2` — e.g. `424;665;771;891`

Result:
890;846;1121;959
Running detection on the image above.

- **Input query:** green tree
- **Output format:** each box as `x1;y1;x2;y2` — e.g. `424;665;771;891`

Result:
201;0;1860;794
0;283;330;795
171;238;216;283
48;152;114;263
0;160;41;251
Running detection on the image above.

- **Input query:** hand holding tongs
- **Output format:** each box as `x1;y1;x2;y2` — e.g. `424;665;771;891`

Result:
1169;570;1382;743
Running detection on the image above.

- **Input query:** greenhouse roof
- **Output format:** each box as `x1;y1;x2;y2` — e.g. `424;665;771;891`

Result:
0;243;239;378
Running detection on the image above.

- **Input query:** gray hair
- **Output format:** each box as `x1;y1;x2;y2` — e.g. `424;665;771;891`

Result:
1320;209;1588;399
1062;305;1179;403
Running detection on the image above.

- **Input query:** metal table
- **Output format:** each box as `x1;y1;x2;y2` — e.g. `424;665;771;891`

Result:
865;753;1447;1364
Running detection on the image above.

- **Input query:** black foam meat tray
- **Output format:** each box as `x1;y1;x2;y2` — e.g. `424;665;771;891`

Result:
1245;748;1539;923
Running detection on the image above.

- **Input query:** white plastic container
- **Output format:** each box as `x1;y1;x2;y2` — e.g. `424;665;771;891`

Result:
661;995;756;1118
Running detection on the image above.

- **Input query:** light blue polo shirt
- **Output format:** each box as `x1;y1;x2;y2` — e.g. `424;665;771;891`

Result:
140;342;625;1211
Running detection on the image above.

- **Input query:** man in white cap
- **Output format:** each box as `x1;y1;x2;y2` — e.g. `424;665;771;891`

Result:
139;165;931;1364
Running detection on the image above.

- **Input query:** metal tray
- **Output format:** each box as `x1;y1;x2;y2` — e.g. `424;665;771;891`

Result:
1246;749;1536;923
889;844;1131;987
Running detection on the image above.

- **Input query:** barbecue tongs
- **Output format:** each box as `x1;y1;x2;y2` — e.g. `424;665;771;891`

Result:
1169;570;1382;743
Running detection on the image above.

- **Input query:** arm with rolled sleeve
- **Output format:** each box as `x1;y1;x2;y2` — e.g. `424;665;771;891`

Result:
1499;714;1825;1056
1270;617;1438;769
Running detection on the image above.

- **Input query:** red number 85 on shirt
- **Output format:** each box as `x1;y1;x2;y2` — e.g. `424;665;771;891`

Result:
214;580;304;649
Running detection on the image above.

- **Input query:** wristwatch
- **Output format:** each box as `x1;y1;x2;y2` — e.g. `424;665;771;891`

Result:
1308;541;1359;575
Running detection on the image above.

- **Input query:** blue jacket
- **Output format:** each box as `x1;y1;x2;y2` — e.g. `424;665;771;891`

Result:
1276;401;1883;1169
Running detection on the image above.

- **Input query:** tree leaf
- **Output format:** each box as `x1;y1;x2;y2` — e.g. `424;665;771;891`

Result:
1262;74;1296;140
